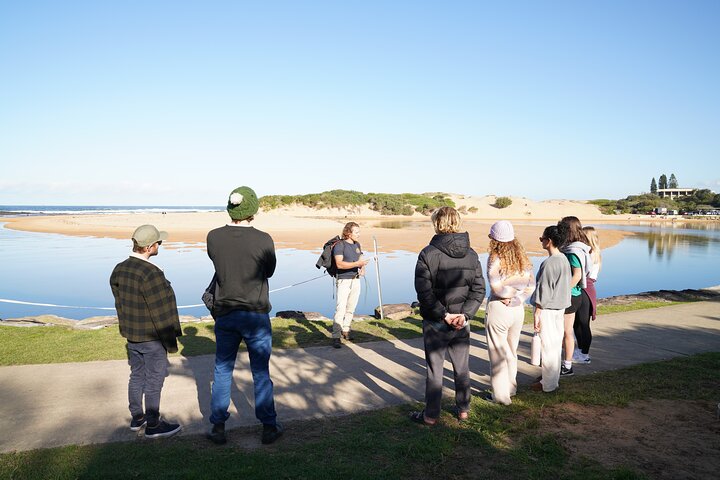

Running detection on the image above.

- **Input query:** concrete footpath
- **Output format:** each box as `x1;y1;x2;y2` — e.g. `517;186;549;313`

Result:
1;301;719;453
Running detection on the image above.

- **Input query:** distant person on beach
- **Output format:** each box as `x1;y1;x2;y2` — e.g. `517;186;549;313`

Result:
575;226;602;363
411;207;485;425
206;186;283;445
557;216;593;376
530;225;572;393
109;224;183;439
331;221;370;348
483;221;535;405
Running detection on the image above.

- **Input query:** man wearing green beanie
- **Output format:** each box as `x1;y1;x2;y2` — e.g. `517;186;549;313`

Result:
205;186;283;445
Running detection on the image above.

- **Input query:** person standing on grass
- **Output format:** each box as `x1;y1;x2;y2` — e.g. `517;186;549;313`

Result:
573;226;602;363
530;225;572;393
411;207;486;425
557;216;593;377
331;222;370;348
110;224;183;439
206;186;283;446
483;221;535;405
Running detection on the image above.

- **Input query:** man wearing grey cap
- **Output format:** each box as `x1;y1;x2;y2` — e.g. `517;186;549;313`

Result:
110;224;183;439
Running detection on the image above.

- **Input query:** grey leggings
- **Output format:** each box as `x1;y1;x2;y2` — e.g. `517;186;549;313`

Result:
422;322;471;419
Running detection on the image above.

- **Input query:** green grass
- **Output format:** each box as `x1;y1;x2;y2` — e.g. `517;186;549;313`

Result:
0;299;694;366
5;351;716;479
595;300;685;314
0;314;485;366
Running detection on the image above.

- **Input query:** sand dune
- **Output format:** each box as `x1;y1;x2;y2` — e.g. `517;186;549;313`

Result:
1;195;632;255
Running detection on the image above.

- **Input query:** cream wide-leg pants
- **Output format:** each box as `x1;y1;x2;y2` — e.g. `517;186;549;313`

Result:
538;307;565;392
485;300;525;405
333;278;361;338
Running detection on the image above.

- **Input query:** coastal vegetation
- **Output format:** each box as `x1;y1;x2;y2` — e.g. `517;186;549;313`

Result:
1;351;717;479
0;301;689;366
493;196;512;209
590;189;720;214
258;190;455;215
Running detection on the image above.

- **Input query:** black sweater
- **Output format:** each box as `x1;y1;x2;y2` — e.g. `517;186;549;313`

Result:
207;225;276;317
414;232;486;331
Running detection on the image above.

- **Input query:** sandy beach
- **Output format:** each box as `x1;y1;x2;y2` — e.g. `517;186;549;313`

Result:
0;195;632;255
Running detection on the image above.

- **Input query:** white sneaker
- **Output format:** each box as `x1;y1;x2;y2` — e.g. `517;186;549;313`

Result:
572;348;584;361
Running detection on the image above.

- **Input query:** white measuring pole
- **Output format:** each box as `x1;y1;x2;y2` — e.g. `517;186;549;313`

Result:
373;236;384;319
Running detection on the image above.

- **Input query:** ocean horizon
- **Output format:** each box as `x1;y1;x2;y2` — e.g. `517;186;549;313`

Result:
0;205;224;216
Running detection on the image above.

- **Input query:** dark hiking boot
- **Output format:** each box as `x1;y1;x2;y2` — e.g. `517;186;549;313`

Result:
207;423;227;445
130;414;146;431
332;338;342;349
145;418;182;439
261;423;284;445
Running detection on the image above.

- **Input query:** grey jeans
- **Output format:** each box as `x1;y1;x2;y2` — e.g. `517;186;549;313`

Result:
422;321;471;419
127;340;168;422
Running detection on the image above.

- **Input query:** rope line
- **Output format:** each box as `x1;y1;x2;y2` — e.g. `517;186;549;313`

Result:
0;272;330;311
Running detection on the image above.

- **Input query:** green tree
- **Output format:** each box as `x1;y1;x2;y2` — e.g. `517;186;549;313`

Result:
669;174;678;188
650;177;657;195
693;189;714;204
659;174;668;189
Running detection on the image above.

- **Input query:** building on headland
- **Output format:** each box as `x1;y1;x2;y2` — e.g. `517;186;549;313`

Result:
657;188;694;199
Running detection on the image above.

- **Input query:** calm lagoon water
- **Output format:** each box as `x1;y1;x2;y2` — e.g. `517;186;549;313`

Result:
0;222;718;320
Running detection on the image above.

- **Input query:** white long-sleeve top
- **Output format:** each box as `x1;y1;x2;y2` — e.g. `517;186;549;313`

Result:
486;257;536;307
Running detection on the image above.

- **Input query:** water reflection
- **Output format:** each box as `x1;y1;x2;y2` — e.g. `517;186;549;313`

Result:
2;222;720;320
597;223;720;260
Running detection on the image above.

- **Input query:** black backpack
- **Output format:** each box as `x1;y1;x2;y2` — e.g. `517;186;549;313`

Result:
315;235;342;277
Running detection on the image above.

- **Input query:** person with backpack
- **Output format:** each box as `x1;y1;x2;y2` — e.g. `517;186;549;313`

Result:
331;222;369;348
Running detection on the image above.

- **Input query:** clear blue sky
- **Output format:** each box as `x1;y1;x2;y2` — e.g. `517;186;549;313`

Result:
1;1;718;205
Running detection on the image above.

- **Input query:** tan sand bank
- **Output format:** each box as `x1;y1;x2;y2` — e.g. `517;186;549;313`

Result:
0;195;629;254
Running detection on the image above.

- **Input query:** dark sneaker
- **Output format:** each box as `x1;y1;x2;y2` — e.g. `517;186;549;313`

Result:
261;423;284;445
332;338;342;349
130;414;146;432
341;331;354;341
560;365;574;377
145;419;182;439
207;423;227;445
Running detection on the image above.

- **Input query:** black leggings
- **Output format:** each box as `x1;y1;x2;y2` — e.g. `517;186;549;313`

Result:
573;290;592;354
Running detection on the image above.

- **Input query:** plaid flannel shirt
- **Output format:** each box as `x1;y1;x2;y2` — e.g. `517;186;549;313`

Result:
110;256;182;352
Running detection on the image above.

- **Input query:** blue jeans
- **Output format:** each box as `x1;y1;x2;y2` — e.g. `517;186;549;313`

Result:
209;310;277;426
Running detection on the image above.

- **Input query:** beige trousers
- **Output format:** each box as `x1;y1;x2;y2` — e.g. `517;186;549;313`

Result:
538;307;565;392
485;300;525;405
333;278;361;338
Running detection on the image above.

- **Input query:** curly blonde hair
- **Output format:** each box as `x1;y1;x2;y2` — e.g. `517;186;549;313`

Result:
488;238;532;276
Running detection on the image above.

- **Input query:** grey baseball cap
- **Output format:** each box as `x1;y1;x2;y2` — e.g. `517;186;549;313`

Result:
132;224;168;247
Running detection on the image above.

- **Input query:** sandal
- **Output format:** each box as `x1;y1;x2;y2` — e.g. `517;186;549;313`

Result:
409;410;435;426
452;406;470;421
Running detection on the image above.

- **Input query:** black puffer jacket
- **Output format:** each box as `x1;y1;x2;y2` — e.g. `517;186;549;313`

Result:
414;232;486;331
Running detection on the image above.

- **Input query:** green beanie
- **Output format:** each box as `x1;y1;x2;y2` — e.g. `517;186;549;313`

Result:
227;186;259;221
